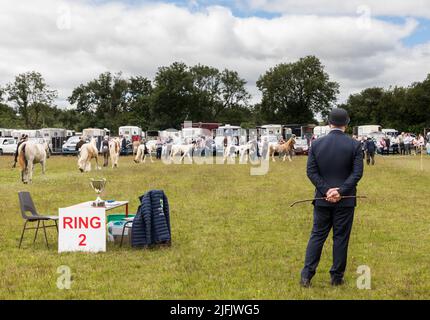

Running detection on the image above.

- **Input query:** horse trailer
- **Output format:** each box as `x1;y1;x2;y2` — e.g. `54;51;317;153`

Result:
0;128;13;137
40;128;68;154
214;125;247;155
119;126;143;142
11;129;42;139
313;125;331;138
260;124;283;138
353;125;382;137
82;128;110;151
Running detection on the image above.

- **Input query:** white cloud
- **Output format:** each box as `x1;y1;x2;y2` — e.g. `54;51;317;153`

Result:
0;0;429;109
243;0;430;18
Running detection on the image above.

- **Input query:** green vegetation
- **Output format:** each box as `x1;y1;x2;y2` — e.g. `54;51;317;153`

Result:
0;155;429;299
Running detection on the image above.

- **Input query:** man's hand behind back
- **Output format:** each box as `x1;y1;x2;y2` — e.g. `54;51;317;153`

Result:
326;188;341;203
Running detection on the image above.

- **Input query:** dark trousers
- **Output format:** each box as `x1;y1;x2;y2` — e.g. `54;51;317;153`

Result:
365;151;375;165
399;143;405;155
301;206;355;281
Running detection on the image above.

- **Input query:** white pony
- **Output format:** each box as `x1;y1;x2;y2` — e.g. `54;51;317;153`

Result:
17;141;48;184
78;138;101;172
223;141;255;163
109;138;121;168
170;143;196;163
134;140;157;163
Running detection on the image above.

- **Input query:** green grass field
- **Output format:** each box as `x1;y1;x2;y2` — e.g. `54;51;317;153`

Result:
1;154;430;299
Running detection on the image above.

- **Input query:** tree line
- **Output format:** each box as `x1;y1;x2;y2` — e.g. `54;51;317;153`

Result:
0;56;429;134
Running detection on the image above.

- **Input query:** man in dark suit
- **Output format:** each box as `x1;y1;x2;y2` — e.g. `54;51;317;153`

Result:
300;108;363;287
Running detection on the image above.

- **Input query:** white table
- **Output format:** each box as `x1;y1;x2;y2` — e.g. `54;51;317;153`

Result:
65;200;130;217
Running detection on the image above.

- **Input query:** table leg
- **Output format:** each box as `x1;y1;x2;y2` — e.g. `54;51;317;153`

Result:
125;203;129;217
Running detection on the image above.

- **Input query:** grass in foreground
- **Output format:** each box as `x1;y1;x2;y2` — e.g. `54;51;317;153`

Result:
0;154;430;299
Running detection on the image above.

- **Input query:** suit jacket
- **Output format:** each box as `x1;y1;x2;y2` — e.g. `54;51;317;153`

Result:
307;130;363;207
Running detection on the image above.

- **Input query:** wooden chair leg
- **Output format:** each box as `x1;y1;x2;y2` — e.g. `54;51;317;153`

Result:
33;221;40;244
19;221;28;249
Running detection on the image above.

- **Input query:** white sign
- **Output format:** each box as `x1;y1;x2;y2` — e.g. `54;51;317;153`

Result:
58;207;106;253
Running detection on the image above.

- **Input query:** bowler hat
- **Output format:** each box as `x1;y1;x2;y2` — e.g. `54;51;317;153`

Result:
328;108;350;126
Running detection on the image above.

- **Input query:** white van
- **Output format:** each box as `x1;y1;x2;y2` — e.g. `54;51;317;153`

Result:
0;137;18;155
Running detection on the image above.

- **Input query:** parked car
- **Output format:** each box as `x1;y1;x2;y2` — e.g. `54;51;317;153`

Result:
62;136;85;155
0;137;18;155
294;137;309;155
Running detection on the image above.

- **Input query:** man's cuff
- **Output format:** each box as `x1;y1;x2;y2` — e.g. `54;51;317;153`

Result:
338;187;348;196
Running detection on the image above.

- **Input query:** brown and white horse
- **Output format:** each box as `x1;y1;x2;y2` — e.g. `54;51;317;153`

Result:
17;141;48;184
78;138;101;172
268;137;296;162
109;138;121;168
134;140;157;163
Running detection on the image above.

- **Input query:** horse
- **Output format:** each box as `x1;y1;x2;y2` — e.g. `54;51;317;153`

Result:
170;143;196;163
134;140;157;163
78;138;101;172
17;141;47;184
109;138;121;168
223;141;255;163
132;140;141;155
268;137;296;162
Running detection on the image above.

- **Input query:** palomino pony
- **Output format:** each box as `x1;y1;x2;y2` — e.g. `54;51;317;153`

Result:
109;138;121;168
17;141;48;184
78;138;101;172
134;140;157;163
268;137;296;162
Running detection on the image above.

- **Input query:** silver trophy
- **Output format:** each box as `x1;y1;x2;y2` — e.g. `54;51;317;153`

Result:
90;178;106;207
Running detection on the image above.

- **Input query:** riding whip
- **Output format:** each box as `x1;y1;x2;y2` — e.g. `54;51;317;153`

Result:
289;196;367;207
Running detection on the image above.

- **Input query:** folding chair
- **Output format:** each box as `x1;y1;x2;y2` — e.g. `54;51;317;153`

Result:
120;218;134;247
18;191;59;249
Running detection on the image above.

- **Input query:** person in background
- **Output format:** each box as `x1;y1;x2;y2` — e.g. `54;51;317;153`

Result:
120;135;127;154
101;136;110;167
384;135;391;155
391;135;400;154
156;137;163;160
416;134;425;154
404;133;412;155
278;137;285;145
13;134;29;168
398;132;405;155
364;136;376;165
378;137;386;155
75;136;86;157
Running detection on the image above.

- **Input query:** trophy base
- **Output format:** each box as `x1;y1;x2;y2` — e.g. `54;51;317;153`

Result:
91;196;105;207
91;201;105;208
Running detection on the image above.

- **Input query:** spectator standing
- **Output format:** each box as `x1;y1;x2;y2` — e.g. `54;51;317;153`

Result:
101;136;110;167
384;136;391;155
364;136;376;165
404;133;412;155
398;132;405;155
156;137;163;160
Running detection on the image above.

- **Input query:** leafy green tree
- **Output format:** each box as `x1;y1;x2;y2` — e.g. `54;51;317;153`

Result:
151;62;250;129
4;71;57;128
256;56;339;124
68;72;152;132
341;87;385;128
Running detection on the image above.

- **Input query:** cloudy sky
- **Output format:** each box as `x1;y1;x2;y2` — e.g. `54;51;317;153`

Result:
1;0;430;107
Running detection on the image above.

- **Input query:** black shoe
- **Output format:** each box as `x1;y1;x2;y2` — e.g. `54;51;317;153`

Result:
331;278;345;286
300;278;311;288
